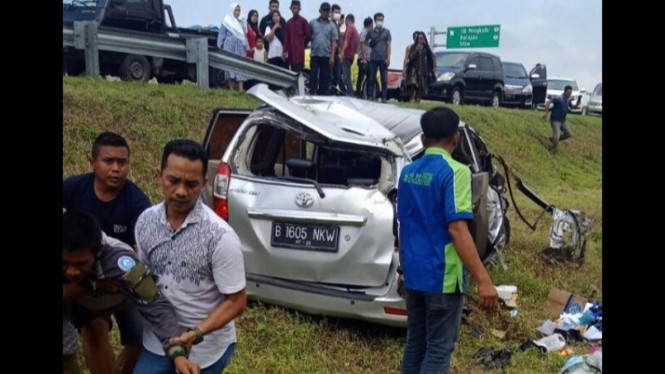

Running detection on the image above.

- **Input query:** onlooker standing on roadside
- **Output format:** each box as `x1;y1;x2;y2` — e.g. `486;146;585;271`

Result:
355;17;373;98
339;14;359;97
264;10;287;69
398;107;498;374
217;3;249;91
252;36;268;63
308;2;338;95
330;4;344;93
403;31;435;103
363;12;392;102
246;9;261;59
259;0;285;47
283;0;311;73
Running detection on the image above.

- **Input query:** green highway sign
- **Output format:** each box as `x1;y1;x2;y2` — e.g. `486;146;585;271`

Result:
446;25;500;48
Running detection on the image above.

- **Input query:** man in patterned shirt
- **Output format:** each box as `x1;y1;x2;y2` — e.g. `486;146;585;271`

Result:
133;139;247;374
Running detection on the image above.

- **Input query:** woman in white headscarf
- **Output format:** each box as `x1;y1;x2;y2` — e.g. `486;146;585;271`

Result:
217;3;249;91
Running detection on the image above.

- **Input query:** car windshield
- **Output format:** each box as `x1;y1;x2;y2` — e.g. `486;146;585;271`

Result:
435;53;468;69
593;84;602;95
504;63;527;78
548;79;579;91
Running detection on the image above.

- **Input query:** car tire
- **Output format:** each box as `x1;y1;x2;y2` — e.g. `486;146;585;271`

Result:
482;215;511;264
209;67;227;88
451;87;463;105
119;55;152;82
491;91;501;108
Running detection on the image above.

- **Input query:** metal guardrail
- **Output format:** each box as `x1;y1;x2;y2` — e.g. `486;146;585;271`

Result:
63;21;304;93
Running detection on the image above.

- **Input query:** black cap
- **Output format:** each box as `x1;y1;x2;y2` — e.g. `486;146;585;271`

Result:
320;2;331;11
291;0;301;6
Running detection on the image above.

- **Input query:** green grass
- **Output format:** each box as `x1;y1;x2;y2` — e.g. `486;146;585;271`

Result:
64;77;602;374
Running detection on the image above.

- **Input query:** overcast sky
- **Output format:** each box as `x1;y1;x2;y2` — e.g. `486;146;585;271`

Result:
165;0;602;91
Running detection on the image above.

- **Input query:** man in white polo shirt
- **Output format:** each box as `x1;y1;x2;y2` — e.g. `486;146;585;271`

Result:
133;139;247;374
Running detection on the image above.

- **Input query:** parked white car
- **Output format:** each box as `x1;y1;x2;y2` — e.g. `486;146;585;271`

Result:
537;77;586;114
582;83;602;116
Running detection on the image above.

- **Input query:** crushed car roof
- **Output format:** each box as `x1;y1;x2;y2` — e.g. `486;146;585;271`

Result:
248;84;468;153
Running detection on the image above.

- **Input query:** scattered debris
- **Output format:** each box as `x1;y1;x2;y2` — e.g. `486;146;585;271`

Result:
472;347;512;369
496;285;519;308
560;351;602;373
491;329;507;339
559;347;575;357
537;320;557;335
461;316;485;337
533;333;566;353
583;326;602;341
545;288;588;318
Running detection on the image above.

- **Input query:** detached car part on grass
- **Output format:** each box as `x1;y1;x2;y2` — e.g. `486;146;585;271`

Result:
495;156;594;264
201;84;510;327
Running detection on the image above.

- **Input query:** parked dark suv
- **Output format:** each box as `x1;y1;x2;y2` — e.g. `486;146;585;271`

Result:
427;51;505;107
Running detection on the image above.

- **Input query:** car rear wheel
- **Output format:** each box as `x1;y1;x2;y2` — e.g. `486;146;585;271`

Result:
451;87;463;105
482;216;511;264
209;67;227;88
119;55;151;82
491;91;501;108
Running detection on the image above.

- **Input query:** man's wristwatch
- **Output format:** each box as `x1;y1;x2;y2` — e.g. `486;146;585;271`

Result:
167;345;187;361
187;326;204;345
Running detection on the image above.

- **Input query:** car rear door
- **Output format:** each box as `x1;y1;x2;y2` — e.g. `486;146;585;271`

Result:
202;109;253;206
476;55;496;100
464;54;483;98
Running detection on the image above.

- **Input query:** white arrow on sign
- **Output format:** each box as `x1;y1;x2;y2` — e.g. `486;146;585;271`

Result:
494;27;499;32
493;35;499;40
450;30;455;36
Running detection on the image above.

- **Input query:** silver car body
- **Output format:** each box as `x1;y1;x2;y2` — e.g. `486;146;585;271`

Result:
202;84;509;327
584;83;602;115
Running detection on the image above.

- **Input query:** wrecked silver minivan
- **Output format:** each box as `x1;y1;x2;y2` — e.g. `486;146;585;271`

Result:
201;84;510;327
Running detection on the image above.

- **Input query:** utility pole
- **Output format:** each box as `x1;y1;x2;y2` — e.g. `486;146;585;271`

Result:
429;26;447;48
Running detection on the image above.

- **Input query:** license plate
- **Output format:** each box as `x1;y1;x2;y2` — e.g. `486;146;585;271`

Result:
271;222;340;252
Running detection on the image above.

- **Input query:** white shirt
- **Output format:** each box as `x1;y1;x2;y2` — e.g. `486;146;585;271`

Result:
135;201;246;368
265;25;284;60
253;47;266;62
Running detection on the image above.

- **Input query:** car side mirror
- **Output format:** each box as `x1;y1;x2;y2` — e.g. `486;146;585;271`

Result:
467;64;477;70
531;73;540;79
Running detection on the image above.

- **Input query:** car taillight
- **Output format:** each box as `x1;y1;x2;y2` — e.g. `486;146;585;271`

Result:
213;162;231;221
384;307;408;316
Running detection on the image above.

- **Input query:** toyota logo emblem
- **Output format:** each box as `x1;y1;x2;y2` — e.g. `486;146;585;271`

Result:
295;192;315;208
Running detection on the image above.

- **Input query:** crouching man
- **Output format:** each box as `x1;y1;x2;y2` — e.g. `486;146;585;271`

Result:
63;211;200;374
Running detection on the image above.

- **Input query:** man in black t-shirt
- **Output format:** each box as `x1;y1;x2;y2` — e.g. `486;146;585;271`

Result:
62;132;151;374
